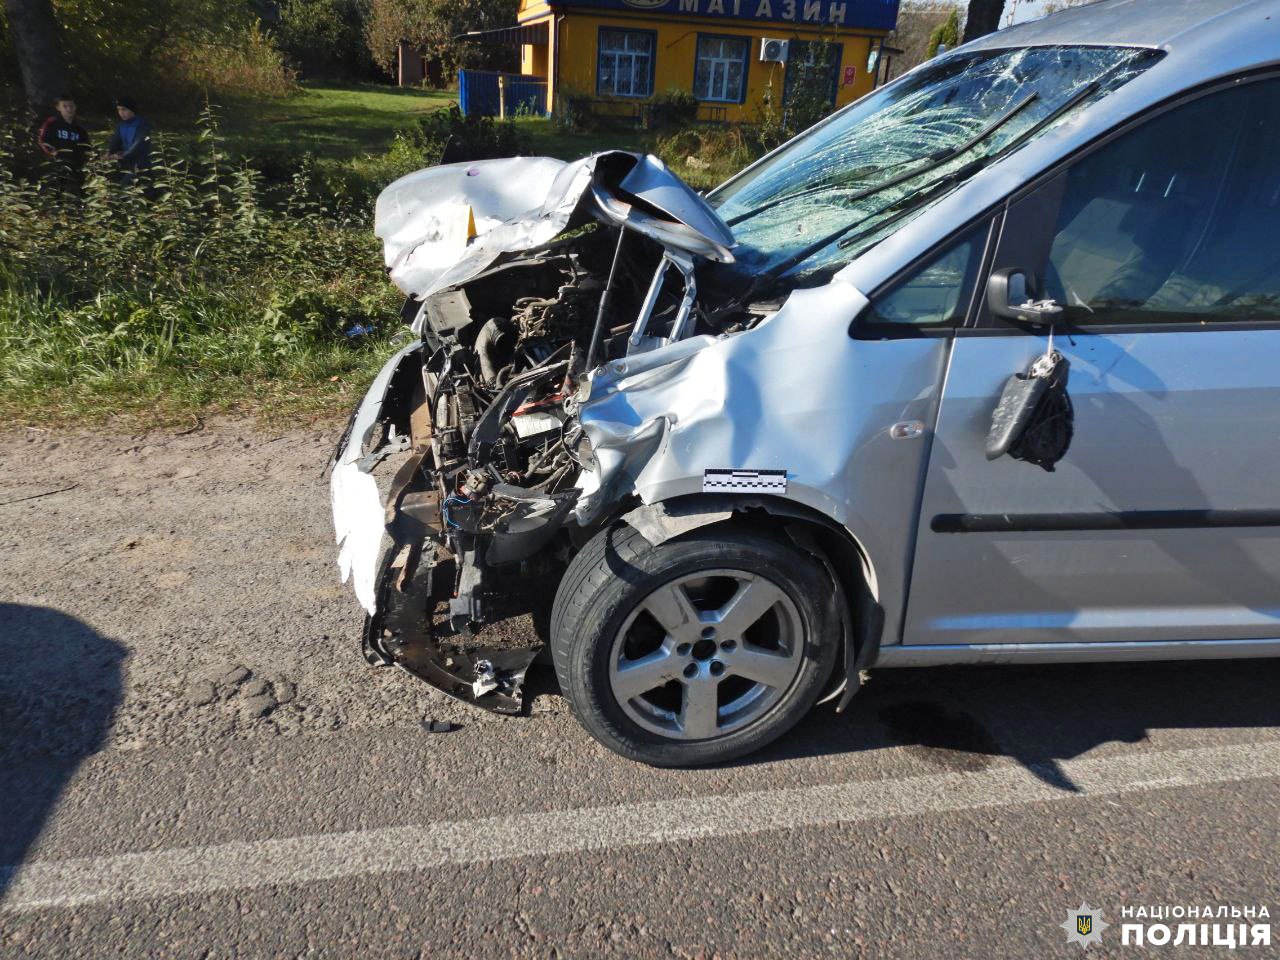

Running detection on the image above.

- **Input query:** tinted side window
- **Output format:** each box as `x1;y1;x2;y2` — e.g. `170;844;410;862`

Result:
1046;77;1280;324
866;223;987;328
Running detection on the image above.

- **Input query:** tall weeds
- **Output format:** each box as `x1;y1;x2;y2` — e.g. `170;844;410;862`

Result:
0;109;396;423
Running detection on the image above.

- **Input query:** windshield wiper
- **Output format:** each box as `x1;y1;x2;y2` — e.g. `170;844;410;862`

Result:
725;91;1039;229
747;80;1104;289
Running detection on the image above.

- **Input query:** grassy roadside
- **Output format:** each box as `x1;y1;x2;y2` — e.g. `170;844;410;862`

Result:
0;258;401;431
0;99;405;430
0;344;394;429
137;82;458;163
0;84;450;429
0;83;761;429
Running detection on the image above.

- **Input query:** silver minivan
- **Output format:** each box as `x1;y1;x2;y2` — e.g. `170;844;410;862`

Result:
332;0;1280;765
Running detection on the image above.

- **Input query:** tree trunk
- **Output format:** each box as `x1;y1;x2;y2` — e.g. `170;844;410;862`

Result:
963;0;1005;42
4;0;67;114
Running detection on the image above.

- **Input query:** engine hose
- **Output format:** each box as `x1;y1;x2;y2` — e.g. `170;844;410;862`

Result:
475;317;515;386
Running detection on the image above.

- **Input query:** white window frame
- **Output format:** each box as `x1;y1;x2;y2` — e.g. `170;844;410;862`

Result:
694;35;749;103
597;29;655;98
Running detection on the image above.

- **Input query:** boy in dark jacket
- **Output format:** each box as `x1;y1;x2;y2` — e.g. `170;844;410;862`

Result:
37;94;90;170
107;96;153;182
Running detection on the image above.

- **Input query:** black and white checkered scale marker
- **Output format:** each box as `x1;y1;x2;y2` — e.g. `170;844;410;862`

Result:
701;469;788;494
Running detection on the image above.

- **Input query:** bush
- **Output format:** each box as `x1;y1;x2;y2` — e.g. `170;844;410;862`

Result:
553;94;594;133
415;104;529;164
12;4;297;116
342;131;432;194
889;1;964;73
648;88;698;131
170;22;298;102
653;126;765;191
751;41;840;151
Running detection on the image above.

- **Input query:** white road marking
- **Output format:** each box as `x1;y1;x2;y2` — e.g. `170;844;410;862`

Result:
3;740;1276;912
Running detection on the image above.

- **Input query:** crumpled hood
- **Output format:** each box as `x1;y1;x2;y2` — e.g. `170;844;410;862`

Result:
375;151;735;300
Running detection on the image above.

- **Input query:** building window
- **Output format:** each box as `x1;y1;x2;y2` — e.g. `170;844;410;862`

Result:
784;40;842;109
597;29;654;98
694;36;749;103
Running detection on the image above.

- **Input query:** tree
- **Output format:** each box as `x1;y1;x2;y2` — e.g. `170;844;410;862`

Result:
20;0;293;110
4;0;66;112
277;0;374;79
927;8;961;57
962;0;1004;42
886;1;961;73
367;0;518;81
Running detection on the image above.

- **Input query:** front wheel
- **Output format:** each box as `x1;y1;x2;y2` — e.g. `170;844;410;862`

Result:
550;523;839;766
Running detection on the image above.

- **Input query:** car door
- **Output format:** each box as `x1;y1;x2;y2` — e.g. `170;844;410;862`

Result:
903;72;1280;647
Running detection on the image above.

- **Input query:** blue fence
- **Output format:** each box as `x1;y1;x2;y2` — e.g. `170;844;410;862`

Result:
459;71;549;118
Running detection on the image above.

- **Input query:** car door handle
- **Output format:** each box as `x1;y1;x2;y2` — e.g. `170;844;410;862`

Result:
889;420;925;440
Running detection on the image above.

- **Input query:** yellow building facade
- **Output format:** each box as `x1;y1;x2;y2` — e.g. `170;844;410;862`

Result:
506;0;900;122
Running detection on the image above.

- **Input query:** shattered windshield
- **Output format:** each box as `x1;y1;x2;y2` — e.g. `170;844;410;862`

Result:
710;45;1163;286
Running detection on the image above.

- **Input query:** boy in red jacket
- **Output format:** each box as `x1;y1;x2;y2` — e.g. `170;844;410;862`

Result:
37;94;90;170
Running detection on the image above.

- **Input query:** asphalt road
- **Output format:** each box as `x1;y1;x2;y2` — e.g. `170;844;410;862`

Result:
2;421;1277;958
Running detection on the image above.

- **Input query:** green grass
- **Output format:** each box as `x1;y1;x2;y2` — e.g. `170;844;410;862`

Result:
64;83;455;165
514;118;648;161
0;284;401;428
0;256;403;428
149;83;455;172
143;83;462;211
215;82;457;159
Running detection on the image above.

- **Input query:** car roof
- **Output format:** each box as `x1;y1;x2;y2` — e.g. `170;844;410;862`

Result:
967;0;1274;56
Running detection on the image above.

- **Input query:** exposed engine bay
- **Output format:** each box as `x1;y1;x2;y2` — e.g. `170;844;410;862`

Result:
331;151;791;713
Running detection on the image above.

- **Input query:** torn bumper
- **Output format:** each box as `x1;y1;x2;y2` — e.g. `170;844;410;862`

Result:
330;343;541;714
330;341;422;615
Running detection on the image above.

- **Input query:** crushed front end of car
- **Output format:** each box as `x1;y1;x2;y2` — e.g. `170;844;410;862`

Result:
330;150;791;713
327;31;1187;767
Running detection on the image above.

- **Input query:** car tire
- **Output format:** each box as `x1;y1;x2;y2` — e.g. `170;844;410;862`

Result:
550;522;840;766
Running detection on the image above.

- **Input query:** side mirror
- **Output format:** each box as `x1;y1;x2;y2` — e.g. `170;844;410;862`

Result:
988;268;1063;325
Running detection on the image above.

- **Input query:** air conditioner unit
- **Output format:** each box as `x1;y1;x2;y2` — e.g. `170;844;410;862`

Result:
759;38;789;64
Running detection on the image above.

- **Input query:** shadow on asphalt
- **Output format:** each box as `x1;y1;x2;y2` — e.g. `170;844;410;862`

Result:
0;604;124;897
527;656;1280;788
753;658;1280;789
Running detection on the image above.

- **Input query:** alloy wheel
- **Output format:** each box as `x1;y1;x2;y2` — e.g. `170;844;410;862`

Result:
607;569;805;740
